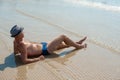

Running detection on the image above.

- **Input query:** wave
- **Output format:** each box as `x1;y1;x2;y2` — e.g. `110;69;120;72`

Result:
65;0;120;12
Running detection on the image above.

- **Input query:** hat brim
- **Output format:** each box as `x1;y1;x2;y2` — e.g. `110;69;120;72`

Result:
11;27;24;37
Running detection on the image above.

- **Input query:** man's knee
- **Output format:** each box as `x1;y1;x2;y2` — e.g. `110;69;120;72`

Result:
59;34;67;39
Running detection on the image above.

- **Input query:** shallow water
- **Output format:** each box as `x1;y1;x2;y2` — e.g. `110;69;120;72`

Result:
16;0;120;53
0;0;120;53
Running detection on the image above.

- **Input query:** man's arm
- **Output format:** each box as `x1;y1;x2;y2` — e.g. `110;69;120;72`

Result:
14;41;19;55
20;43;44;64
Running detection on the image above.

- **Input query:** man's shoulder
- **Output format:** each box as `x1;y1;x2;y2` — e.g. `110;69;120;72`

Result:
14;40;25;46
19;41;26;46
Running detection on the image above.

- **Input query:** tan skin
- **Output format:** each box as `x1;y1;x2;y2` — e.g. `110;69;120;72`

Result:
14;32;87;64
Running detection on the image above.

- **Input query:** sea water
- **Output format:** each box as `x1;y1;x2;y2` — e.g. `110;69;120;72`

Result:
0;0;120;53
63;0;120;53
65;0;120;53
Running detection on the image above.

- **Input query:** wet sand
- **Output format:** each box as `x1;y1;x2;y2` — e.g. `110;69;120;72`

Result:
0;17;120;80
1;33;120;80
0;0;120;80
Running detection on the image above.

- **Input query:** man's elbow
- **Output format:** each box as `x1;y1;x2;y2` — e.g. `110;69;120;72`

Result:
14;52;17;55
14;51;19;55
22;59;28;64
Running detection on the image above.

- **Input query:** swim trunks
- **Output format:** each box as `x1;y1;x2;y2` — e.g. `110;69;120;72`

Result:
41;42;50;55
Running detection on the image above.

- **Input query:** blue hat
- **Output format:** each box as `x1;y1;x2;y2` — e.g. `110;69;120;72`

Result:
10;25;24;37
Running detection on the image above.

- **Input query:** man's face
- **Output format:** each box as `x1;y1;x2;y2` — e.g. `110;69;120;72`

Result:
20;32;24;38
16;32;24;39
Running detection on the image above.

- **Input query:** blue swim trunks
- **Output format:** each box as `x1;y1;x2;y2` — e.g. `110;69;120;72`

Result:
41;42;50;55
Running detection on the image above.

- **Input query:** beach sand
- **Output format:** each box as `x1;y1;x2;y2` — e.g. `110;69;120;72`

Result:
0;18;120;80
0;0;120;80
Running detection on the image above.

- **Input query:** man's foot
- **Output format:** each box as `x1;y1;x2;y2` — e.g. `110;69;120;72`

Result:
76;37;87;44
76;43;87;49
83;43;87;48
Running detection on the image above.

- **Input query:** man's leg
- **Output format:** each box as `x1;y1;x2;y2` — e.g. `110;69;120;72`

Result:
76;37;87;44
47;35;86;53
56;36;87;50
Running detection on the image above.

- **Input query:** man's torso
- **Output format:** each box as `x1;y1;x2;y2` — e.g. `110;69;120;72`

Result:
15;40;42;56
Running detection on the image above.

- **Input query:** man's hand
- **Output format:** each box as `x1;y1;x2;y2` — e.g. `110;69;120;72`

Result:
39;55;45;60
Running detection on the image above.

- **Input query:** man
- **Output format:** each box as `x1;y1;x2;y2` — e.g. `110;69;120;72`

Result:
10;25;87;64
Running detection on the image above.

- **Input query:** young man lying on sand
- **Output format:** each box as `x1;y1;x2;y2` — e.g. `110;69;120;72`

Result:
10;25;87;64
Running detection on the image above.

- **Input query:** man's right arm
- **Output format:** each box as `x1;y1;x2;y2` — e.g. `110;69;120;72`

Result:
14;41;19;55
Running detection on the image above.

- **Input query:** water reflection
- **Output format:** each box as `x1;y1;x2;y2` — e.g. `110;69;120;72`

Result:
0;53;16;71
15;65;27;80
0;53;36;80
0;53;24;71
15;55;37;80
45;48;81;64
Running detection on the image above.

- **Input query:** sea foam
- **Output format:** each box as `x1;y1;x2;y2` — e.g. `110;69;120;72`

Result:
65;0;120;12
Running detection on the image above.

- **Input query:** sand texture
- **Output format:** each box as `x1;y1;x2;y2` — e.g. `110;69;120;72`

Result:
0;0;120;80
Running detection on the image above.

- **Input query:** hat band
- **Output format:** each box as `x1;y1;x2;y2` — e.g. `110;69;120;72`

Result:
12;30;21;37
